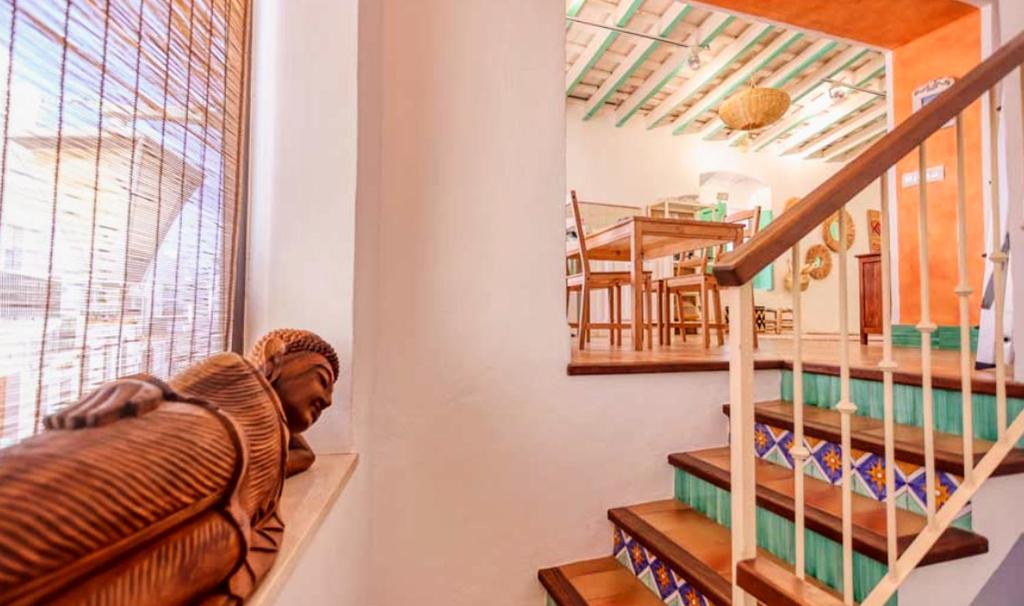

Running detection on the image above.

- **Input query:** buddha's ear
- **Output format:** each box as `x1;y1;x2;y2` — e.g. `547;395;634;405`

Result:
261;337;287;383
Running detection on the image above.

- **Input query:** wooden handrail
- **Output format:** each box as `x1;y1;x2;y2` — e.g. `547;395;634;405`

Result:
712;29;1024;287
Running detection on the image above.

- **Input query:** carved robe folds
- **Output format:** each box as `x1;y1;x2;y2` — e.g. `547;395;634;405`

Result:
0;329;338;606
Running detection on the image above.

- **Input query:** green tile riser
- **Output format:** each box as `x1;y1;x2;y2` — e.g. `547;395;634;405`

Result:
675;469;896;605
781;370;1024;447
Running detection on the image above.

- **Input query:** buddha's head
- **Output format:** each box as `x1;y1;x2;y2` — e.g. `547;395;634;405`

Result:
248;329;340;434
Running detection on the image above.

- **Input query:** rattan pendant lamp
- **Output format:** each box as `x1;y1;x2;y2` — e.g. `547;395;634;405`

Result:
718;80;791;131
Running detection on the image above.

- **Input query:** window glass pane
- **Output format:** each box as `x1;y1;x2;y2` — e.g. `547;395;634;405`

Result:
0;0;251;446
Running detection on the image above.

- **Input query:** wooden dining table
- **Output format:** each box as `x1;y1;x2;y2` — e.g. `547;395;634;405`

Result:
567;215;745;351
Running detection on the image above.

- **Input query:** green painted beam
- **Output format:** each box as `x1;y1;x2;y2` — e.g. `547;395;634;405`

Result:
613;13;733;127
565;0;586;31
582;3;692;120
823;122;887;162
798;103;886;158
671;30;804;135
565;0;646;96
701;38;837;140
752;51;881;152
645;21;774;129
730;46;870;149
776;95;881;153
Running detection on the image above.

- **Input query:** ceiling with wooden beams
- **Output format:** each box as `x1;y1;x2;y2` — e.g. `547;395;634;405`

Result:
566;0;889;163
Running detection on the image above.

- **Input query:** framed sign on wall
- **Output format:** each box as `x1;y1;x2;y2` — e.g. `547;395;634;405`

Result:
913;77;956;128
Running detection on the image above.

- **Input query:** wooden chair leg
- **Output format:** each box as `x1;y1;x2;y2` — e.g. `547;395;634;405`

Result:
750;290;759;349
701;282;710;349
608;287;615;345
644;280;652;350
663;287;672;346
578;285;589;350
675;292;685;343
613;286;621;345
658;283;666;345
609;286;615;345
712;285;724;346
617;285;624;345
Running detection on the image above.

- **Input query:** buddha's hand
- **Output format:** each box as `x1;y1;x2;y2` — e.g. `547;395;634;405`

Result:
43;377;167;430
286;434;316;477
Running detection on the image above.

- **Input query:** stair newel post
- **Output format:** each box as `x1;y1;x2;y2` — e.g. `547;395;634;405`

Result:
916;143;938;526
836;204;857;605
878;173;899;574
724;283;757;606
954;113;975;483
790;242;809;581
987;86;1009;439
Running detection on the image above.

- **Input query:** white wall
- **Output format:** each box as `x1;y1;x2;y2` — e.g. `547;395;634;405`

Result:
567;103;882;334
246;0;357;452
247;0;370;604
363;2;783;604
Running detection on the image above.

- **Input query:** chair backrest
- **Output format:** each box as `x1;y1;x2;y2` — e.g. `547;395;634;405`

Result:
691;206;762;275
677;244;712;276
568;190;590;277
724;206;762;245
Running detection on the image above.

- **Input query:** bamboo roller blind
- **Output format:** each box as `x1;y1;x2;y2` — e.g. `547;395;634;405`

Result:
0;0;251;446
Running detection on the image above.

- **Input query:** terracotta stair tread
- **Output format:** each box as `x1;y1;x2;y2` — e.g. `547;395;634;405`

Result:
736;556;849;606
669;447;988;566
723;399;1024;477
539;557;666;606
608;499;843;606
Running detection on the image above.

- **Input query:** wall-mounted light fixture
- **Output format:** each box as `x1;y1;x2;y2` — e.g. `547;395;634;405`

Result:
687;46;702;70
823;78;886;100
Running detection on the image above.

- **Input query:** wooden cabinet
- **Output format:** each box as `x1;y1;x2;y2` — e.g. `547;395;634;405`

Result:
857;253;882;344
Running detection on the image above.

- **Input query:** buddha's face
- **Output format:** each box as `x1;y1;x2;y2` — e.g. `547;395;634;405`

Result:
271;352;335;433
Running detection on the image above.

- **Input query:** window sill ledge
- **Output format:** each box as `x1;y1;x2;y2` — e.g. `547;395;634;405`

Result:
249;452;360;606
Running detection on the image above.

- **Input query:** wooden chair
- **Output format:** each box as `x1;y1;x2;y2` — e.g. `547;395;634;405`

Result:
566;191;652;350
657;207;762;349
777;308;794;333
761;307;779;334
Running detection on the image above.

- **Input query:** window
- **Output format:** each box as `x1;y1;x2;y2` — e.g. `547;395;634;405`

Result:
0;0;252;446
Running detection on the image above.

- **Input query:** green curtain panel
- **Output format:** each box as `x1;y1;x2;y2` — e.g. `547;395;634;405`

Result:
752;209;774;291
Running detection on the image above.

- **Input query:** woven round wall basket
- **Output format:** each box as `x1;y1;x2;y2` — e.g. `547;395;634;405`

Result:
805;243;832;280
822;209;856;253
719;87;792;131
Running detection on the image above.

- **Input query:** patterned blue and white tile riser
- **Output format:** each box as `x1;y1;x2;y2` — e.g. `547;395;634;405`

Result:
613;527;709;606
753;423;970;525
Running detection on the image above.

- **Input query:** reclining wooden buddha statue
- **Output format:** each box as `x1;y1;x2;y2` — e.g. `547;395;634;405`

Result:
0;328;339;605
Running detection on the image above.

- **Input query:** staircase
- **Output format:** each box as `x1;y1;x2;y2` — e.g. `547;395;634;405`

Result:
541;27;1024;606
539;368;1009;606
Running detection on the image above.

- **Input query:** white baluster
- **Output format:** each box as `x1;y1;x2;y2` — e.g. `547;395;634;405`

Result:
725;283;757;606
878;174;899;573
987;87;1008;438
791;243;809;580
917;144;938;523
836;206;856;605
955;113;974;481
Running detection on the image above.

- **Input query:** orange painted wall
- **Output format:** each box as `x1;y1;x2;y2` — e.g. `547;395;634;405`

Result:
893;11;984;326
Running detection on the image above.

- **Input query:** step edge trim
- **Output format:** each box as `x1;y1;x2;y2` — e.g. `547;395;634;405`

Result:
608;506;733;606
